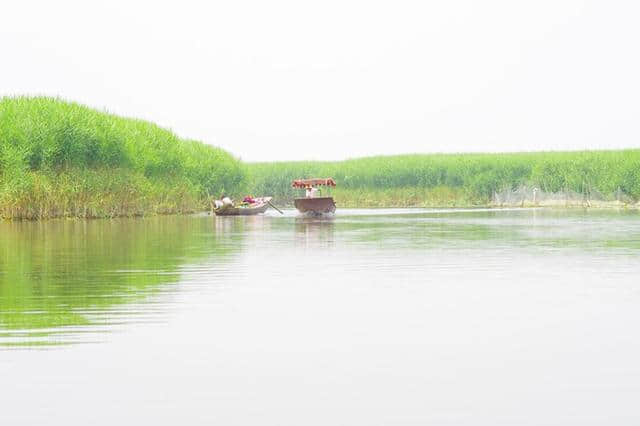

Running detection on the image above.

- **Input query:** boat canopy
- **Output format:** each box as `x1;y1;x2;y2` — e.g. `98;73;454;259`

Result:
292;178;337;188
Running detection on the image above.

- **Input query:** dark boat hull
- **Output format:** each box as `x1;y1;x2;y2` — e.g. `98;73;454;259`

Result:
294;197;336;214
214;197;271;216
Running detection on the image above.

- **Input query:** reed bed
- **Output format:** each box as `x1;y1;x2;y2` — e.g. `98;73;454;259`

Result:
3;96;638;216
249;151;640;207
0;96;246;219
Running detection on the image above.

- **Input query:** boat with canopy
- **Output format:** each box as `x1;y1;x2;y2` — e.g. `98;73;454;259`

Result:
292;178;337;214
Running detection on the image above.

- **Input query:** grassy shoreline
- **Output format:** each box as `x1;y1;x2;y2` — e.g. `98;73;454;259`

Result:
3;97;639;219
262;186;639;209
1;97;246;219
248;151;640;208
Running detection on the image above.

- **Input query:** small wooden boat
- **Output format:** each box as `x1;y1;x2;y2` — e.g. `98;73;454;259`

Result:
214;197;272;216
292;178;337;214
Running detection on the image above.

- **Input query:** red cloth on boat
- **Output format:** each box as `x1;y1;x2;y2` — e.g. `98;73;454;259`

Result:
243;196;256;204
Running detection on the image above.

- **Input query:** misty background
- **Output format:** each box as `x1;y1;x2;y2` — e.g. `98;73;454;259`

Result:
2;0;639;161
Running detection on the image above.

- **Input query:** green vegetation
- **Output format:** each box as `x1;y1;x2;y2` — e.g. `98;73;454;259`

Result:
249;151;640;207
2;96;638;215
0;96;246;219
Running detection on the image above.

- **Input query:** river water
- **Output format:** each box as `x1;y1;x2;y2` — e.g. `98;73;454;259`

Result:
1;208;639;425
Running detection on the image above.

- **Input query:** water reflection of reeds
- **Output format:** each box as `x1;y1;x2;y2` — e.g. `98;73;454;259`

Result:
0;215;244;348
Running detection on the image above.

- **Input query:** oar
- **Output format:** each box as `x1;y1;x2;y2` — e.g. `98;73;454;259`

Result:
267;200;284;215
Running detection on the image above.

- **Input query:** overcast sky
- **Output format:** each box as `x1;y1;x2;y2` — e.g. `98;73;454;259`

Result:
2;0;639;161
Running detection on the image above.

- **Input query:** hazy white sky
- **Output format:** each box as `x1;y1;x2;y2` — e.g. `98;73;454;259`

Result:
2;0;639;161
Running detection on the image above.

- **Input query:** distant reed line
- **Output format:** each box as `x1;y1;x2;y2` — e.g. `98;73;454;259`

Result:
248;150;640;206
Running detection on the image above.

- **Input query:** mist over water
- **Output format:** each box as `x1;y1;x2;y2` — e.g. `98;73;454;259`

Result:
2;208;640;424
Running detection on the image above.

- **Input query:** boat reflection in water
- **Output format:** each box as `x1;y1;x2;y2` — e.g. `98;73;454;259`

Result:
294;215;335;248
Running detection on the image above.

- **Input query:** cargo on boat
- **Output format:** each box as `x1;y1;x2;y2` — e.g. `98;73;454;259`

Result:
214;197;272;216
292;178;337;214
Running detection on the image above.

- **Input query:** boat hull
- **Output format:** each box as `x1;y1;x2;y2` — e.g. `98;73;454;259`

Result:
214;197;272;216
294;197;336;214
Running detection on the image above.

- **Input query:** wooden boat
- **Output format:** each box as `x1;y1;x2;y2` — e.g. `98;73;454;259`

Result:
214;197;272;216
292;178;337;214
294;197;336;214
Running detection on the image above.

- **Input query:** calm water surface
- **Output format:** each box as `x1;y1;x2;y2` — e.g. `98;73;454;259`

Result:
1;208;639;425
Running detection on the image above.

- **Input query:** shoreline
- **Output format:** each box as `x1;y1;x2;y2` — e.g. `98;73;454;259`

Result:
3;98;639;221
3;201;638;222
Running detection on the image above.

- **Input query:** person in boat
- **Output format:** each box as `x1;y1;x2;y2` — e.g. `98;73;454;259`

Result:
243;195;256;204
214;194;233;209
305;186;319;198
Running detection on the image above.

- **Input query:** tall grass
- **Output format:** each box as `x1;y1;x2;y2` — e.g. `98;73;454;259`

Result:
249;151;640;206
0;96;246;218
4;96;638;215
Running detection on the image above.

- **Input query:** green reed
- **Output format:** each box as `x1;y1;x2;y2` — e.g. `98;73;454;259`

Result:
249;151;640;206
0;96;247;219
4;97;638;215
